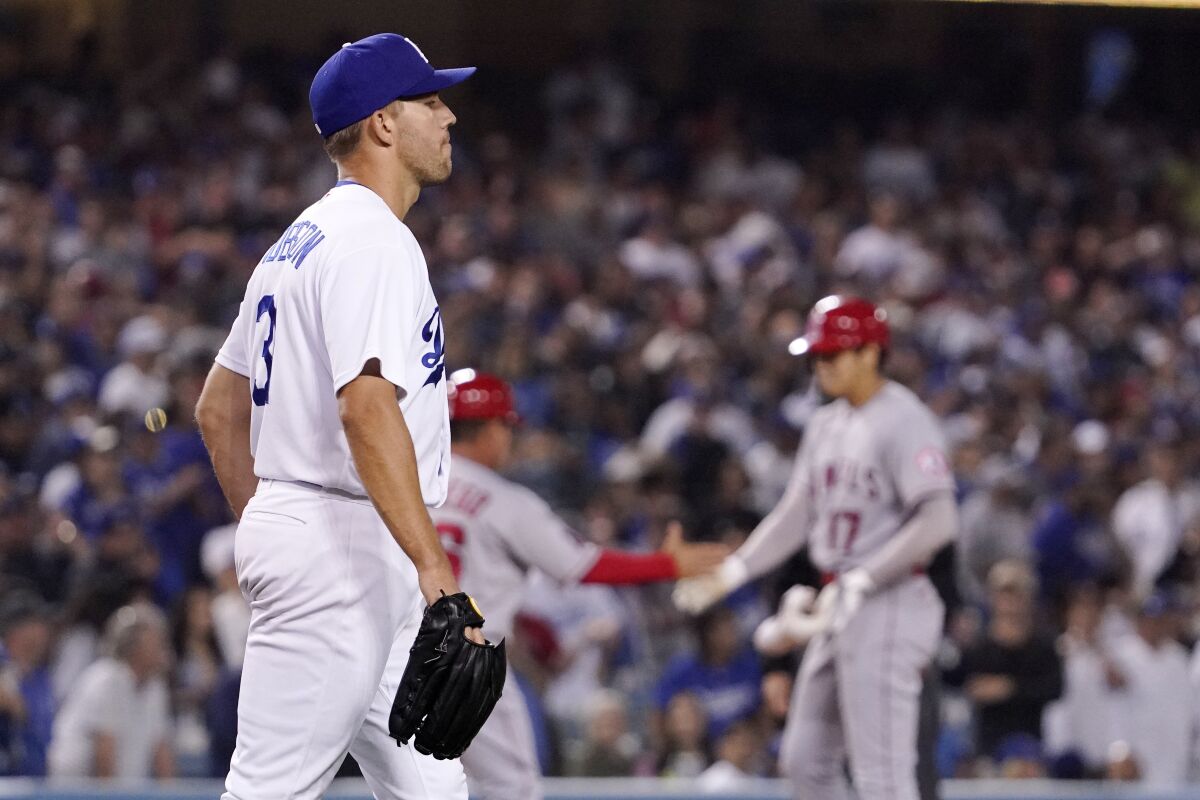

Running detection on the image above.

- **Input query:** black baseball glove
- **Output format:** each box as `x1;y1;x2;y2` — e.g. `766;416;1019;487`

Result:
388;592;506;760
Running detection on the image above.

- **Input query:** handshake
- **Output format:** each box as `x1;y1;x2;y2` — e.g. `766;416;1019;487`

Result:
672;552;876;652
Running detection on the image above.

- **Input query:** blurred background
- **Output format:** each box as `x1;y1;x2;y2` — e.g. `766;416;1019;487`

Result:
1;0;1200;797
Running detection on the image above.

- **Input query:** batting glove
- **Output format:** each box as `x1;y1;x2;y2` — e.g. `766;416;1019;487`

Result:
821;567;876;634
753;585;827;655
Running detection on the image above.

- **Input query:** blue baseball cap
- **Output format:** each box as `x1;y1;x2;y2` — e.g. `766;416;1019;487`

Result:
310;33;475;137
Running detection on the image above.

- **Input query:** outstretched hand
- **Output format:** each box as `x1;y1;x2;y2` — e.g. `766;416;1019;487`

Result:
660;521;730;578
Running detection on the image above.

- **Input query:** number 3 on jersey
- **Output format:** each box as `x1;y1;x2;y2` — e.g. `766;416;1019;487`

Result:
252;295;276;406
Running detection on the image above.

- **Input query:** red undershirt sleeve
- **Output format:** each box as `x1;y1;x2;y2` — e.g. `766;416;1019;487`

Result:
580;549;678;584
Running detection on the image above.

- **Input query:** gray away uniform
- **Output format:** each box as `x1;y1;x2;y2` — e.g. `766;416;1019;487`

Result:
737;381;957;800
430;456;600;800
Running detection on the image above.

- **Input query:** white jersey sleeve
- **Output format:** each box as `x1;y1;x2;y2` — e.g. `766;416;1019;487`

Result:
885;403;954;509
319;242;421;396
215;303;252;378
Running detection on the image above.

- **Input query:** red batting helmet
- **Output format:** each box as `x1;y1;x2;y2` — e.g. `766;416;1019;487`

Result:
448;369;519;424
788;296;890;356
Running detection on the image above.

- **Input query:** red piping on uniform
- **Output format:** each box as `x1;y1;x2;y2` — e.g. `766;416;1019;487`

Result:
820;566;925;586
881;589;898;799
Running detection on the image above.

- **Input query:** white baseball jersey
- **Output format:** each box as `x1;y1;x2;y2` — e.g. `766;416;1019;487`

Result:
430;456;600;642
216;181;450;503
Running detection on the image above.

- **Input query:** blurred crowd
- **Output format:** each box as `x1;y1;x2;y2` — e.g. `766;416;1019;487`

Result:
2;41;1200;787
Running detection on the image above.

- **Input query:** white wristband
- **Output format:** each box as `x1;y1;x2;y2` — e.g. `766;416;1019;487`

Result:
718;555;750;593
841;567;876;596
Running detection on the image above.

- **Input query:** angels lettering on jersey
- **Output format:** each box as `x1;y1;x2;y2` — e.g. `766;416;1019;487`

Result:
798;382;956;572
814;458;883;502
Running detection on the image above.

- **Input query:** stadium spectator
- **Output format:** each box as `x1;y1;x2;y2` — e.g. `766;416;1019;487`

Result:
1111;441;1200;599
955;457;1034;606
169;586;223;775
834;191;917;285
654;606;761;742
97;315;168;418
951;560;1063;763
1041;583;1124;777
1107;591;1196;786
199;523;248;668
994;733;1047;780
567;690;638;777
48;603;174;780
141;357;226;604
651;691;710;779
0;491;74;607
51;572;151;703
59;427;134;544
1030;477;1120;605
696;719;766;790
0;591;55;776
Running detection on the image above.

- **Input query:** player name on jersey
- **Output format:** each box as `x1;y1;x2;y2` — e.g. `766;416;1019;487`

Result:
816;459;883;501
443;481;491;518
261;220;326;270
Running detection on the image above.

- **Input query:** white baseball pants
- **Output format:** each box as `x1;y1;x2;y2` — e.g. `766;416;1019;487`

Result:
222;479;468;800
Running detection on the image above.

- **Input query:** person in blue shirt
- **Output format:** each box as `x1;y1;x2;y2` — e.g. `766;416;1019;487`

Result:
60;429;132;543
0;592;56;776
655;605;761;742
1030;479;1117;604
141;357;230;602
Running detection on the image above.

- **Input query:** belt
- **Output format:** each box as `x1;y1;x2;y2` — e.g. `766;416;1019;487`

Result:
273;478;371;502
820;566;925;586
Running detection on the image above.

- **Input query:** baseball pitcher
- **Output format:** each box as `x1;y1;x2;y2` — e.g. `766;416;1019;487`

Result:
196;34;501;800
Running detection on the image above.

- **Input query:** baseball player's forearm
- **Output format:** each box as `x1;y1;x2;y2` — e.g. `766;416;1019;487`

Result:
582;521;726;584
339;366;458;603
736;498;811;582
581;550;676;584
675;457;811;613
673;502;804;612
859;492;958;587
196;363;258;519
